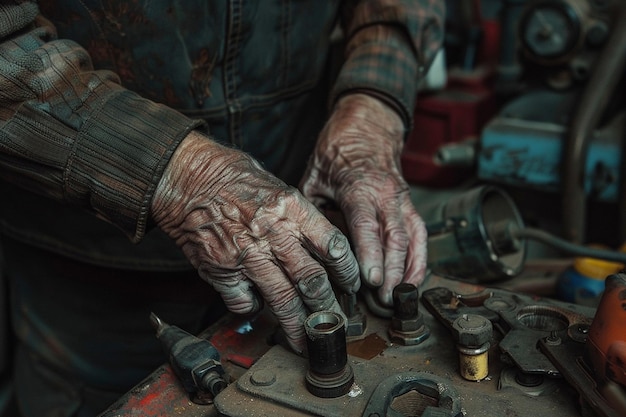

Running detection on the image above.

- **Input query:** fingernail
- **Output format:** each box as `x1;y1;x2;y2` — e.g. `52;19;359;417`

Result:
368;267;383;286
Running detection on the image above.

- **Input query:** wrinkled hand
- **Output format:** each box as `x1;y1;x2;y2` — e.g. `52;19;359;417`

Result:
300;94;428;306
151;132;361;353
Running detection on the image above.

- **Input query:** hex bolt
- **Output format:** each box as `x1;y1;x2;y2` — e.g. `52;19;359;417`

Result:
452;314;492;381
340;293;367;337
388;283;430;346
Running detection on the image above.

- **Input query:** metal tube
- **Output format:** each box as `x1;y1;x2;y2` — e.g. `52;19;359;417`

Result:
562;5;626;243
305;311;347;376
304;311;354;398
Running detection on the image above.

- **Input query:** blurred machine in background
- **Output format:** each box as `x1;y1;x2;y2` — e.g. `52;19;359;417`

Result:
402;0;626;247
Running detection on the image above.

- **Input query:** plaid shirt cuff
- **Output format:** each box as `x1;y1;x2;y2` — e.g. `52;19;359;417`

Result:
331;0;445;130
331;34;420;129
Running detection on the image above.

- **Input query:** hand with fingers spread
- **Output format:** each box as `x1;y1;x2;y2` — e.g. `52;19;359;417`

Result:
151;131;361;354
300;94;428;306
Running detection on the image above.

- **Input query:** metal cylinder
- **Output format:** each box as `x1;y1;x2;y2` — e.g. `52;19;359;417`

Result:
458;344;490;381
453;314;493;381
304;311;354;398
392;283;419;320
423;185;526;281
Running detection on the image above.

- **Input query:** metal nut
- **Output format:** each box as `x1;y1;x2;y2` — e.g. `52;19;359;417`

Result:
389;324;430;346
391;313;424;333
452;314;492;347
346;312;367;337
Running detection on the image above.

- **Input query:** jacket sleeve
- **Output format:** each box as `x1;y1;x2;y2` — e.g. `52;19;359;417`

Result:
0;1;204;242
332;0;445;129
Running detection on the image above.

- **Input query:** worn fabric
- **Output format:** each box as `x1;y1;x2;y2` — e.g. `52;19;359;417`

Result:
0;0;444;252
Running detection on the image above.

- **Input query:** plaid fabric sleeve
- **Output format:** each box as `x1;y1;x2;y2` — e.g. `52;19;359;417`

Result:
332;0;445;129
0;2;203;242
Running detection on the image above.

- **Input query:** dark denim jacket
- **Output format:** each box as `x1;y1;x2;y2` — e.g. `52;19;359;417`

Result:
2;0;339;270
40;0;339;167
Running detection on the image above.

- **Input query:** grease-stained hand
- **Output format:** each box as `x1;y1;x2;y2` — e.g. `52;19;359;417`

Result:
151;132;361;354
300;94;428;306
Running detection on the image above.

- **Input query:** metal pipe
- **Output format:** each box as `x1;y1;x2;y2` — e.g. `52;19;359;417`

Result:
304;311;354;398
496;0;527;93
562;5;626;243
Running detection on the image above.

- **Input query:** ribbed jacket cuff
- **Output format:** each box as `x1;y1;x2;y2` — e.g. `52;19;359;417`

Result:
66;90;204;242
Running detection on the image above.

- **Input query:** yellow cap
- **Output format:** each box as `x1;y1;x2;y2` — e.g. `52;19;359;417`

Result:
573;244;625;280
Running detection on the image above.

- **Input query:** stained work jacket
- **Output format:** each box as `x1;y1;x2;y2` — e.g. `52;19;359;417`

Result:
0;0;444;269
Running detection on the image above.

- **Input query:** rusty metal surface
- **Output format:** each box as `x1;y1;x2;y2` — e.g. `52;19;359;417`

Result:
99;366;216;417
101;266;600;417
421;285;595;376
214;277;584;417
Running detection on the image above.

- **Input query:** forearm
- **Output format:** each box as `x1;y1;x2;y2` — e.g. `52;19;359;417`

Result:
0;1;201;241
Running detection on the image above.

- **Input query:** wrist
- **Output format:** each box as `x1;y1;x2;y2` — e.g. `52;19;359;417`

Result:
151;131;235;229
334;93;405;138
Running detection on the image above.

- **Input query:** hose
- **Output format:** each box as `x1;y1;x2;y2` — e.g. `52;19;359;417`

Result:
514;227;626;264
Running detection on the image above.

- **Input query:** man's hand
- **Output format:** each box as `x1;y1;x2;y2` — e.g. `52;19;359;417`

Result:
300;94;428;306
151;132;361;354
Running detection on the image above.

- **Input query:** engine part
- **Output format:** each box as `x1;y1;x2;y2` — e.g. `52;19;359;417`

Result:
496;0;527;92
518;0;618;89
106;273;596;417
361;372;463;417
150;312;227;404
520;1;583;64
341;292;367;337
498;366;560;397
452;314;493;381
422;185;527;282
586;273;626;405
420;185;626;283
388;283;430;345
401;75;498;187
422;286;594;376
477;93;625;204
304;311;354;398
539;273;626;417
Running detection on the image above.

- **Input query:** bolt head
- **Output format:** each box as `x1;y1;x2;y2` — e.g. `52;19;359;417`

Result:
452;314;492;346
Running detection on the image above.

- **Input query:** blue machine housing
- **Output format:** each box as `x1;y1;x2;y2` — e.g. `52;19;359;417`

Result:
477;90;624;202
